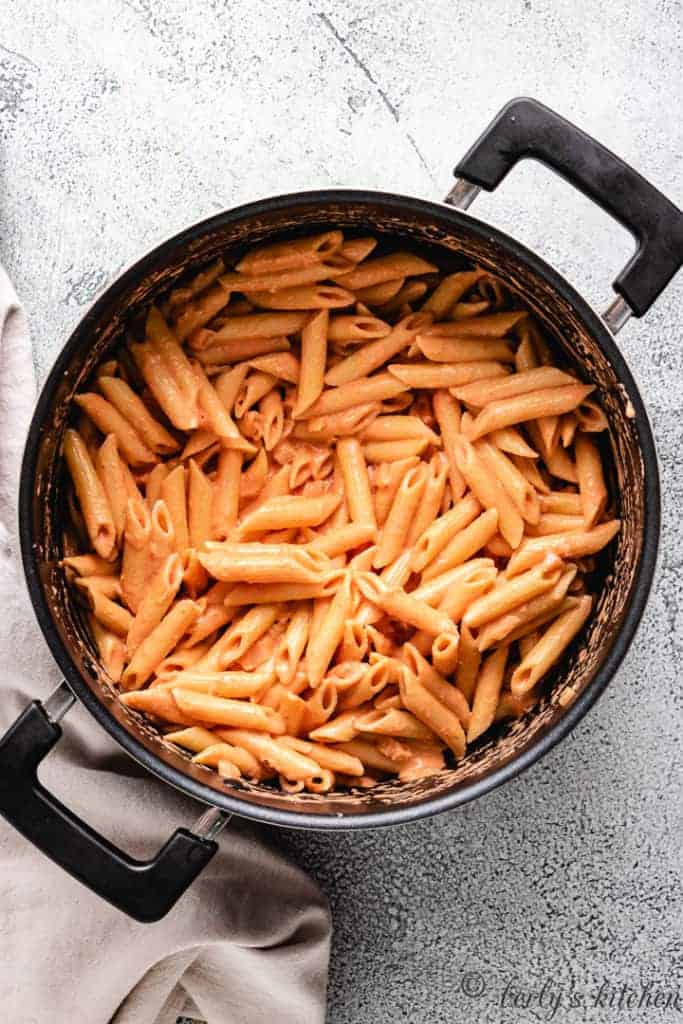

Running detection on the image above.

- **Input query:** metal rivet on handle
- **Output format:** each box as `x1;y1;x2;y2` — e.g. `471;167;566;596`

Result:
444;179;482;211
42;681;76;724
602;295;633;335
191;806;231;842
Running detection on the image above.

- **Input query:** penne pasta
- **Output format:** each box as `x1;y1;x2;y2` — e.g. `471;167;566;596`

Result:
306;573;353;686
61;554;119;577
236;230;343;275
279;736;364;776
465;384;594;441
374;462;428;568
119;688;197;726
453;435;524;549
410;493;482;573
476;565;576;651
452;366;577;407
95;434;129;543
146;307;200;408
363;439;428;462
575;433;608;527
293;308;328;417
455;623;480;704
144;462;169;509
576;398;609;433
193;313;308;348
126;553;185;654
74;393;156;467
193;742;262;779
325;312;431;387
307;522;377;558
487;425;538;459
218;729;321;780
250;284;354;310
173;688;285;732
506;520;621;576
416;335;515;363
164;258;226;314
131;341;198;432
405;453;449;546
467;645;509;742
355;573;456;637
421;269;484;319
275;603;312;685
158;464;188;552
157;670;269;700
463;554;563;629
173;282;231;341
334;252;437;290
120;496;151;612
436;310;527;337
235;493;341;537
121;599;200;690
97;376;179;455
510;595;592;695
336;437;376;528
163;725;220;753
186;459;213;548
339;236;377;263
63;429;117;561
199;543;330;584
421;508;500;581
361;415;440;445
433;389;467;501
399;667;466;759
356;707;437;742
474;438;541;524
400;645;470;728
387;361;508;389
219;260;349;295
86;589;132;638
539;491;583;515
432;632;460;676
354;278;405;304
211;449;243;541
327;314;391;342
293;372;409;420
223;571;344;606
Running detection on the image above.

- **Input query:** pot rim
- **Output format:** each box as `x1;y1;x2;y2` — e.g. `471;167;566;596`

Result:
18;188;661;830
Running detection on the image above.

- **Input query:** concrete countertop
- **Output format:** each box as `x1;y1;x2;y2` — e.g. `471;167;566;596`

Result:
1;2;681;1021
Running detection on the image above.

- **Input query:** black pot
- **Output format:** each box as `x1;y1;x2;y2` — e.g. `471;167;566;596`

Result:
2;99;681;922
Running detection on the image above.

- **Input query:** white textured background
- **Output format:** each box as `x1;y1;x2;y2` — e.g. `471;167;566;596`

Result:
1;2;682;1022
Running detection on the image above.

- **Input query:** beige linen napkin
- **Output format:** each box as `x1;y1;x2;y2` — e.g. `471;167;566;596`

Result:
0;266;331;1024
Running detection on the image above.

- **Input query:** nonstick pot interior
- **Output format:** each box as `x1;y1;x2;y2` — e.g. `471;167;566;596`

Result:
21;192;658;827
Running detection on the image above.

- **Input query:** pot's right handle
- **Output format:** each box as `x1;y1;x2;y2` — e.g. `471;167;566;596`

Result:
449;97;683;319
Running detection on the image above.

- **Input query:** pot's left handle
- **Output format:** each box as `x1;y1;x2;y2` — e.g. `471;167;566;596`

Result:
0;683;227;922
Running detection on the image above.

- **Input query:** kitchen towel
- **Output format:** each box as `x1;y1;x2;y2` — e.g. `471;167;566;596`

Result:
0;265;331;1024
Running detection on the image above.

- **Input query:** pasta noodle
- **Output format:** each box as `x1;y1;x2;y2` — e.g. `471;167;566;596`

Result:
293;308;328;416
336;437;376;528
374;462;428;568
63;429;117;560
324;312;431;386
432;389;466;501
387;361;509;389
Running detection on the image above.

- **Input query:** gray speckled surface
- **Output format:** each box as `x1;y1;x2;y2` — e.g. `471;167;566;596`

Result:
1;2;682;1021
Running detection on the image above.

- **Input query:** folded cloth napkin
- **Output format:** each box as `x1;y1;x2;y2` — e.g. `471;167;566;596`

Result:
0;266;330;1024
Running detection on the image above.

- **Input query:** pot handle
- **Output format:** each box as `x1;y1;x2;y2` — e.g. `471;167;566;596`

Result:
450;96;683;318
0;685;223;922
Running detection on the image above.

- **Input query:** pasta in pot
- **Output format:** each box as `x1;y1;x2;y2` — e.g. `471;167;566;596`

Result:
61;230;619;792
